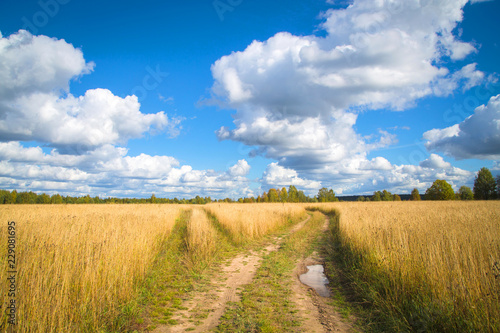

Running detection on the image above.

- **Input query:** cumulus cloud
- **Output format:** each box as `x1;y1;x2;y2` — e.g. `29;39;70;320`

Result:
0;30;94;100
0;30;246;198
0;30;181;151
328;157;472;195
424;94;500;160
419;154;452;169
209;0;484;187
0;142;253;198
262;163;322;190
228;159;251;177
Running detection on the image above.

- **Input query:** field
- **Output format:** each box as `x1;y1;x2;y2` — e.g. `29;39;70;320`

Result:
1;201;499;332
311;201;500;332
0;203;306;332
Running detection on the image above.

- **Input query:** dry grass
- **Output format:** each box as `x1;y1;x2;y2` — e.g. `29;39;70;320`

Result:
184;208;218;270
204;203;306;243
311;201;500;331
0;204;183;332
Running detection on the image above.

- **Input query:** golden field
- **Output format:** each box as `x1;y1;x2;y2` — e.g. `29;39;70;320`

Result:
204;203;306;243
0;204;184;331
0;203;305;332
1;201;499;331
311;201;500;331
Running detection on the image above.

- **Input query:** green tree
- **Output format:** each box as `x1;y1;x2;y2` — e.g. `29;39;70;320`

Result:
51;194;63;204
268;188;279;202
357;196;366;202
11;190;17;204
393;194;402;201
37;193;51;204
298;190;309;202
458;186;474;200
288;185;298;203
425;180;455;200
150;193;157;204
371;191;382;201
279;187;288;202
473;167;496;200
497;175;500;198
262;191;268;203
381;190;393;201
410;188;421;201
0;190;12;204
317;187;337;202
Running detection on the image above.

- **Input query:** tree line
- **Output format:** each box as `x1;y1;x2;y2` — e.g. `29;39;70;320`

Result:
0;191;217;205
1;167;498;205
358;167;499;202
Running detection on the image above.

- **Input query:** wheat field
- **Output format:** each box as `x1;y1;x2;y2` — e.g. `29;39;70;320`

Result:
0;204;184;332
0;203;305;331
204;203;306;243
311;201;500;331
2;202;498;331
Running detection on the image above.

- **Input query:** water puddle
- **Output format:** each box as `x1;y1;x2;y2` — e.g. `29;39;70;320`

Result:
299;265;330;297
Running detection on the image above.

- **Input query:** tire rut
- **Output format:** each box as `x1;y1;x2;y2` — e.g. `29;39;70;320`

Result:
153;215;311;333
291;215;359;332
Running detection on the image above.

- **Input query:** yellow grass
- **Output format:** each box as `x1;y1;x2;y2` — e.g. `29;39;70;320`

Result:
0;204;183;332
312;201;500;330
204;203;306;243
184;208;218;269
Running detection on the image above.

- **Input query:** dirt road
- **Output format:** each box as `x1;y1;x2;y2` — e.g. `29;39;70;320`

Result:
151;214;357;332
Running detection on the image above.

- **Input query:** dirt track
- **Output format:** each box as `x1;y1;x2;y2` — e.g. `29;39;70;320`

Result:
152;214;357;332
291;216;356;333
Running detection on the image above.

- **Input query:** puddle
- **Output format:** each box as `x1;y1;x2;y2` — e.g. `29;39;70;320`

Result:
299;265;330;297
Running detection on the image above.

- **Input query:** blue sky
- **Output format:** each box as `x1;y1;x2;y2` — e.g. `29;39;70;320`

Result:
0;0;499;199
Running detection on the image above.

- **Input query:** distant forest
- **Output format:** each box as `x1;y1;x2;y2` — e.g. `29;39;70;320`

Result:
1;167;498;205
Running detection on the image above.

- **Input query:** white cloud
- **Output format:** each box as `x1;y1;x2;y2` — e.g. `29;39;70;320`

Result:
0;30;181;151
0;89;174;149
0;30;94;100
0;142;253;198
228;159;251;177
424;94;500;160
210;0;482;190
262;162;322;191
419;154;452;169
469;0;493;4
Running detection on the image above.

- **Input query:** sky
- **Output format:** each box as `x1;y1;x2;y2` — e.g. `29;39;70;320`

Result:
0;0;499;199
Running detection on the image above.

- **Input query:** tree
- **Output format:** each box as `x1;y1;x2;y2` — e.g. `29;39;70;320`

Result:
279;187;288;202
317;188;337;202
393;194;402;201
36;193;51;204
497;175;500;198
288;185;298;203
425;180;455;200
298;190;309;202
473;168;496;200
371;191;382;201
0;190;12;204
51;194;63;204
458;186;474;200
381;190;393;201
261;191;268;203
410;188;421;201
150;193;157;204
357;196;366;202
268;188;279;202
